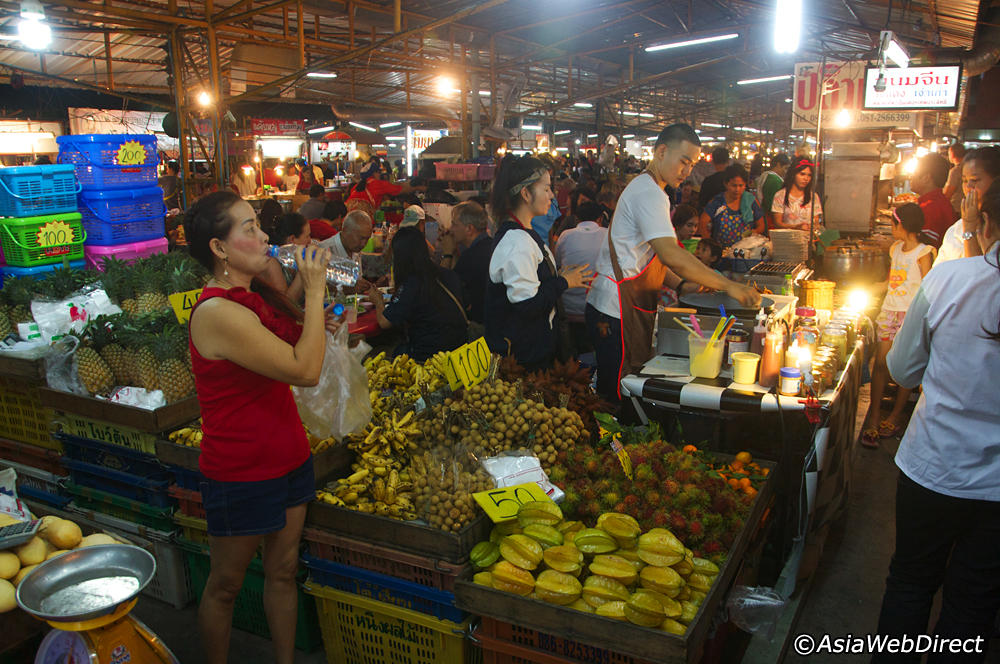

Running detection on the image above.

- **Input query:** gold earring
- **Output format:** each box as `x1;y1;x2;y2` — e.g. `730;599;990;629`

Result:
223;257;230;276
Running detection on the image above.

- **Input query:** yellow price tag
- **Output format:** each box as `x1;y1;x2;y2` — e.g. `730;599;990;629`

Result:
472;482;554;523
36;220;75;250
116;139;148;166
168;288;204;324
445;337;492;389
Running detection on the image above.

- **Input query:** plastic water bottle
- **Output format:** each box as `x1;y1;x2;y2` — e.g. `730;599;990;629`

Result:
268;244;360;287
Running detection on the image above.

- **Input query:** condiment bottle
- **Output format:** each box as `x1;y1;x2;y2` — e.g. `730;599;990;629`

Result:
759;325;785;388
750;309;767;355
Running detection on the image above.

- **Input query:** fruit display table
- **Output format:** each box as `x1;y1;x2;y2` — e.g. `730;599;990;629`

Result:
620;338;868;591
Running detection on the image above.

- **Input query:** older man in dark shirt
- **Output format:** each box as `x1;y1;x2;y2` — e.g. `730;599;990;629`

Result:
439;201;492;324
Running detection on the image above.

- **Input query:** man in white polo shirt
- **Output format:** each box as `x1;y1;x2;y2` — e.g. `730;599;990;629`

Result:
586;123;760;401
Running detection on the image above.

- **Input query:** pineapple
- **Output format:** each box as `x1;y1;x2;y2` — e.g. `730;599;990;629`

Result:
88;316;131;386
39;265;81;301
100;257;138;315
152;328;195;403
5;278;35;325
134;256;171;314
0;288;13;339
75;342;114;396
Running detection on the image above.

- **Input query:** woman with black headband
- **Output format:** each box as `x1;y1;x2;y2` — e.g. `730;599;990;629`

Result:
770;157;823;231
485;155;593;370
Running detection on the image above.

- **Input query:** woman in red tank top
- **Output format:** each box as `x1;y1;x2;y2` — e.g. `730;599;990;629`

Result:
184;191;338;664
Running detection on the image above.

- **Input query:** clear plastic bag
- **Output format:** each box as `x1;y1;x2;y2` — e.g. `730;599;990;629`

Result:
725;586;787;638
293;323;371;440
409;444;494;532
44;335;88;396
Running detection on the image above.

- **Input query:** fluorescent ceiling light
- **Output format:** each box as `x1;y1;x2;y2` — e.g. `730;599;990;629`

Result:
385;135;405;140
896;142;912;148
646;32;738;52
646;136;658;141
784;98;793;103
522;124;542;131
348;121;375;132
479;90;491;96
639;113;655;118
554;129;571;135
623;134;635;138
306;72;338;78
701;122;724;128
555;147;569;152
880;30;909;68
737;74;792;85
587;133;598;138
574;102;594;108
622;111;639;116
379;121;401;129
773;0;802;54
307;125;336;134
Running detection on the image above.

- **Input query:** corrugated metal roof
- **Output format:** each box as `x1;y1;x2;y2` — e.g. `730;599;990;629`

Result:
0;0;985;134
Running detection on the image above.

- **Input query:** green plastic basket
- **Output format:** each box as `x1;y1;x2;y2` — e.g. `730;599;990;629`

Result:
64;481;177;531
179;538;322;652
0;212;86;267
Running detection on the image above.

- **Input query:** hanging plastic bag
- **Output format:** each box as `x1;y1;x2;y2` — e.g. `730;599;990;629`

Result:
725;586;787;639
44;335;88;396
31;283;121;344
293;323;371;440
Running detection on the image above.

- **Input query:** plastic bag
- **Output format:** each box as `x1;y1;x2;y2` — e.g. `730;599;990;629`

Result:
293;323;371;440
44;335;88;396
410;443;494;532
481;452;565;503
31;283;121;343
725;586;787;639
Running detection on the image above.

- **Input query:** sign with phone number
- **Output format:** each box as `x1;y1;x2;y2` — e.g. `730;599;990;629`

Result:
472;482;554;522
441;337;492;390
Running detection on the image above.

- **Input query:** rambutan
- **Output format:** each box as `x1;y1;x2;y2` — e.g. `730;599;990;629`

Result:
653;512;670;528
623;494;640;509
635;463;654;482
670;513;687;531
663;480;680;496
645;490;661;505
703;540;723;555
674;470;693;483
614;502;627;513
688;521;704;537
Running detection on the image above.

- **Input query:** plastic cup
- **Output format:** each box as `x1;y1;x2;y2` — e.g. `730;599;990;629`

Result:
731;352;761;385
688;336;725;378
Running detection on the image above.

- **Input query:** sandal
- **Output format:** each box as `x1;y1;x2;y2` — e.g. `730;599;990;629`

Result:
878;420;905;439
861;428;880;449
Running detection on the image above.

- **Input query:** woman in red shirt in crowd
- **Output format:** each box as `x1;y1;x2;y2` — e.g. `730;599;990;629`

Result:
346;158;420;214
184;191;339;664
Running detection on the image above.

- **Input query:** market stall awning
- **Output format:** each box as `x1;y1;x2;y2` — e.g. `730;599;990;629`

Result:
320;130;353;141
420;136;464;159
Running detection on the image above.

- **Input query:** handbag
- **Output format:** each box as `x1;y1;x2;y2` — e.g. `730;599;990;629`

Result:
437;278;483;342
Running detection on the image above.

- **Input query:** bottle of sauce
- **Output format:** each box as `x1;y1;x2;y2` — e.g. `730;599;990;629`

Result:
759;325;785;388
750;309;767;355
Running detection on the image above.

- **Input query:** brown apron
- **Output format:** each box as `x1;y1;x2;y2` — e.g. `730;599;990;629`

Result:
607;230;668;392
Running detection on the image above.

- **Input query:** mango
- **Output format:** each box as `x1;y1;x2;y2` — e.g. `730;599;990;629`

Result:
573;528;618;555
597;513;641;548
637;529;685;567
534;570;583;606
0;552;19;580
491;561;535;596
589;555;638;586
521;524;564;549
499;534;543;571
543;544;584;576
582;575;630;608
516;501;562;528
640;565;685;598
15;537;45;566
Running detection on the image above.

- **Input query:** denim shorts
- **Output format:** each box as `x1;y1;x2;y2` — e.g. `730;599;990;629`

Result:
200;456;315;537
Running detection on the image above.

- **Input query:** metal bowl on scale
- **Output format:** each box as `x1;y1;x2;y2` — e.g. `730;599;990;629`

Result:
16;545;156;624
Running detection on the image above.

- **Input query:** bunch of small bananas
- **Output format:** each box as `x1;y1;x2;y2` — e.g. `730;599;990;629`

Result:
364;351;452;406
168;425;202;447
318;467;418;519
346;410;422;460
309;435;336;453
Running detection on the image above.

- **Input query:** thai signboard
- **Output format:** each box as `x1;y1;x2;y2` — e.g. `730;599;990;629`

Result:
792;62;919;131
862;65;961;110
249;118;305;137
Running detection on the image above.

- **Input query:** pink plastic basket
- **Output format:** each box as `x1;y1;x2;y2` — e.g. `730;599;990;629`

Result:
84;237;168;270
434;163;480;181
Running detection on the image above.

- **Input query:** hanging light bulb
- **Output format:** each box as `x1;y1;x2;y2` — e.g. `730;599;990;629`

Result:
18;0;51;50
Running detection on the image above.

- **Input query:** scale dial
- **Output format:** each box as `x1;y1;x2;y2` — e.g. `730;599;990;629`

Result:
35;629;98;664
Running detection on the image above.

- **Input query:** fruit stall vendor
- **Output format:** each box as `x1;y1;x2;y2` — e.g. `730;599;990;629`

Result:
585;123;760;402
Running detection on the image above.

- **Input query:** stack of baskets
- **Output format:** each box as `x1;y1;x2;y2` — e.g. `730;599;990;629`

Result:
56;134;168;270
0;163;87;281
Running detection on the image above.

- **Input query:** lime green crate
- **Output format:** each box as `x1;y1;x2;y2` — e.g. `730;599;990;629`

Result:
304;582;480;664
179;538;322;652
65;481;176;531
0;212;86;267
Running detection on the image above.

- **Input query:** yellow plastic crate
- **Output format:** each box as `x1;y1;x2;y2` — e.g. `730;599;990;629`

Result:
53;413;158;454
304;582;479;664
0;375;59;450
173;511;210;549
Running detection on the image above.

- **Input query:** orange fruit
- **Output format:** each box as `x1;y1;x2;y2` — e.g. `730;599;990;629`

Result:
761;468;770;476
744;487;758;497
735;452;752;465
682;445;698;453
730;461;744;472
728;479;740;489
739;478;752;489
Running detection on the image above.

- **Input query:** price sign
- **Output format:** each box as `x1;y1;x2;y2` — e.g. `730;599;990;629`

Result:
35;220;75;249
116;140;148;166
168;288;204;324
445;337;492;389
473;482;554;523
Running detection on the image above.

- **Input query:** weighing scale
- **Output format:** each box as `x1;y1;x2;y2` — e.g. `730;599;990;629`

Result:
16;544;179;664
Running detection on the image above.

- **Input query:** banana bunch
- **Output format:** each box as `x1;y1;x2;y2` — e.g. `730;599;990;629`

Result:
168;425;202;447
321;467;418;519
366;352;420;392
347;410;422;461
310;435;336;453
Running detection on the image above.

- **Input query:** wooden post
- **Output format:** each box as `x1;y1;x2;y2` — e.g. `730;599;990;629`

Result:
406;70;411;109
282;6;288;38
104;32;114;90
567;55;573;99
206;0;224;189
461;45;469;160
348;1;354;48
393;0;401;33
629;47;634;82
169;29;189;207
297;0;305;68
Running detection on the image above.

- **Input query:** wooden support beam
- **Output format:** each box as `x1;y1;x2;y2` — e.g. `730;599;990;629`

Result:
297;0;305;68
394;0;401;33
3;61;171;108
104;32;114;90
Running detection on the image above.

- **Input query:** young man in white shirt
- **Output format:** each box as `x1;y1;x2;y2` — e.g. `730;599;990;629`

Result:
586;123;759;401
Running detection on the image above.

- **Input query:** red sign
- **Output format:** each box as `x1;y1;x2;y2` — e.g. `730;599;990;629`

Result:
250;118;305;137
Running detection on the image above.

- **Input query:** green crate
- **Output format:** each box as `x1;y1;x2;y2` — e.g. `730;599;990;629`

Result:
0;212;85;267
179;538;322;652
65;481;176;531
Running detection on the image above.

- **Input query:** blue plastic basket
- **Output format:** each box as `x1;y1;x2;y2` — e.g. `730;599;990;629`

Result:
78;187;165;225
57;134;159;190
168;464;205;492
301;553;465;622
79;213;165;246
0;259;85;280
61;457;173;507
55;433;165;478
0;165;80;218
